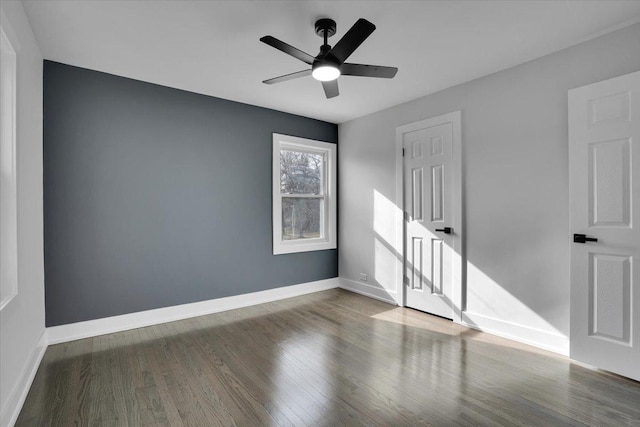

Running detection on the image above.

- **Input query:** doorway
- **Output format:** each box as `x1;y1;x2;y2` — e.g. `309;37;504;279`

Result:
396;111;462;321
568;71;640;381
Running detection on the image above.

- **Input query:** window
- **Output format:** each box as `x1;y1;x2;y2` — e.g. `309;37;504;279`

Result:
0;25;18;310
273;134;336;254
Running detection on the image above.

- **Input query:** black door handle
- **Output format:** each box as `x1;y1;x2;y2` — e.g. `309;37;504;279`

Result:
435;227;452;234
574;233;597;243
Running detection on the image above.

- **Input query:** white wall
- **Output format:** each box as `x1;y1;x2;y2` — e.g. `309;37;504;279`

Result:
339;23;640;353
0;2;45;426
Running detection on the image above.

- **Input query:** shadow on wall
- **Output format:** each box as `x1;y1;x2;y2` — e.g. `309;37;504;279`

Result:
371;189;567;339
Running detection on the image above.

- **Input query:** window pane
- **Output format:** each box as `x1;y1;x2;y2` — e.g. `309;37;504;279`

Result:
280;150;323;195
282;198;322;240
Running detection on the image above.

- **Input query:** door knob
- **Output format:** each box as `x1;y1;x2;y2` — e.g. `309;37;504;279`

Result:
573;233;597;243
435;227;452;234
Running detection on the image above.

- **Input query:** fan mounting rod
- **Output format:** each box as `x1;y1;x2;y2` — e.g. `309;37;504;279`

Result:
315;18;336;46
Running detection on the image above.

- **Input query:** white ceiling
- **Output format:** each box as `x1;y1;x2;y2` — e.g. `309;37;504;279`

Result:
21;0;640;123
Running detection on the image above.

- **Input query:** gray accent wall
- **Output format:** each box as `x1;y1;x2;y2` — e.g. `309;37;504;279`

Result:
44;61;338;327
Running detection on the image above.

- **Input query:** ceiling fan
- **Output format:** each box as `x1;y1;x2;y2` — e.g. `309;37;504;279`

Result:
260;18;398;99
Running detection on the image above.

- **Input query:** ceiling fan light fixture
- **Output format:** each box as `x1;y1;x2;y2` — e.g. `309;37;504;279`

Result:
312;64;340;81
261;18;397;98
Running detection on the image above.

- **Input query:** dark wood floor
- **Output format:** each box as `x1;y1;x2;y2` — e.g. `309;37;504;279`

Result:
17;289;640;426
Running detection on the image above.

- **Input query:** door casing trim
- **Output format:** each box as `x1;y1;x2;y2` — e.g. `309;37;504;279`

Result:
395;111;463;323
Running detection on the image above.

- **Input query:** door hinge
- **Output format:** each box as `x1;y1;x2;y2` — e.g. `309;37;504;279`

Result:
403;275;409;286
402;148;405;157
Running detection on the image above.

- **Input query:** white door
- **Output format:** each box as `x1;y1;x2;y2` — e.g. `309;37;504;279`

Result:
569;71;640;381
402;118;457;319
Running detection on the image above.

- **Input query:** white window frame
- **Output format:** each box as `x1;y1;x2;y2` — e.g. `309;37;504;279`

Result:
0;22;18;311
273;133;336;255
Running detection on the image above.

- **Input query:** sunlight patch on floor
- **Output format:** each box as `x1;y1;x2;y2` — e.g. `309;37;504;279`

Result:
369;305;567;358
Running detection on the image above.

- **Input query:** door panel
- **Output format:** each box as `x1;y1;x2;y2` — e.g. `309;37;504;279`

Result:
404;122;454;318
589;138;631;226
569;71;640;381
412;168;423;220
432;238;443;295
411;237;423;290
431;165;444;221
589;253;631;344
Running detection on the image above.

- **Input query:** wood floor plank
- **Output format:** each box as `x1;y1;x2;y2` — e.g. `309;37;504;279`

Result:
152;321;237;426
194;319;312;426
215;307;374;427
15;289;640;426
268;297;492;425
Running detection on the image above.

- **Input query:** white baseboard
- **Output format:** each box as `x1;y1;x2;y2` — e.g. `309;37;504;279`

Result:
461;311;570;356
339;277;398;305
47;278;340;345
1;330;48;427
338;279;568;356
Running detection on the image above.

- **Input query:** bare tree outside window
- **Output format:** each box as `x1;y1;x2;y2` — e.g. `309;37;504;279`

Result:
280;150;324;240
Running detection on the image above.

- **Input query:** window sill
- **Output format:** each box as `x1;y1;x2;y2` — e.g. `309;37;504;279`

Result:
273;240;336;255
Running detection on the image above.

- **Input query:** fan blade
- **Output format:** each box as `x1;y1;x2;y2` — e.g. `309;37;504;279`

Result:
341;63;398;78
322;80;339;98
263;69;312;85
328;19;376;64
260;36;315;65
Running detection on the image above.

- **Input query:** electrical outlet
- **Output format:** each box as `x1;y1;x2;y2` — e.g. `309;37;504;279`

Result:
359;273;368;282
